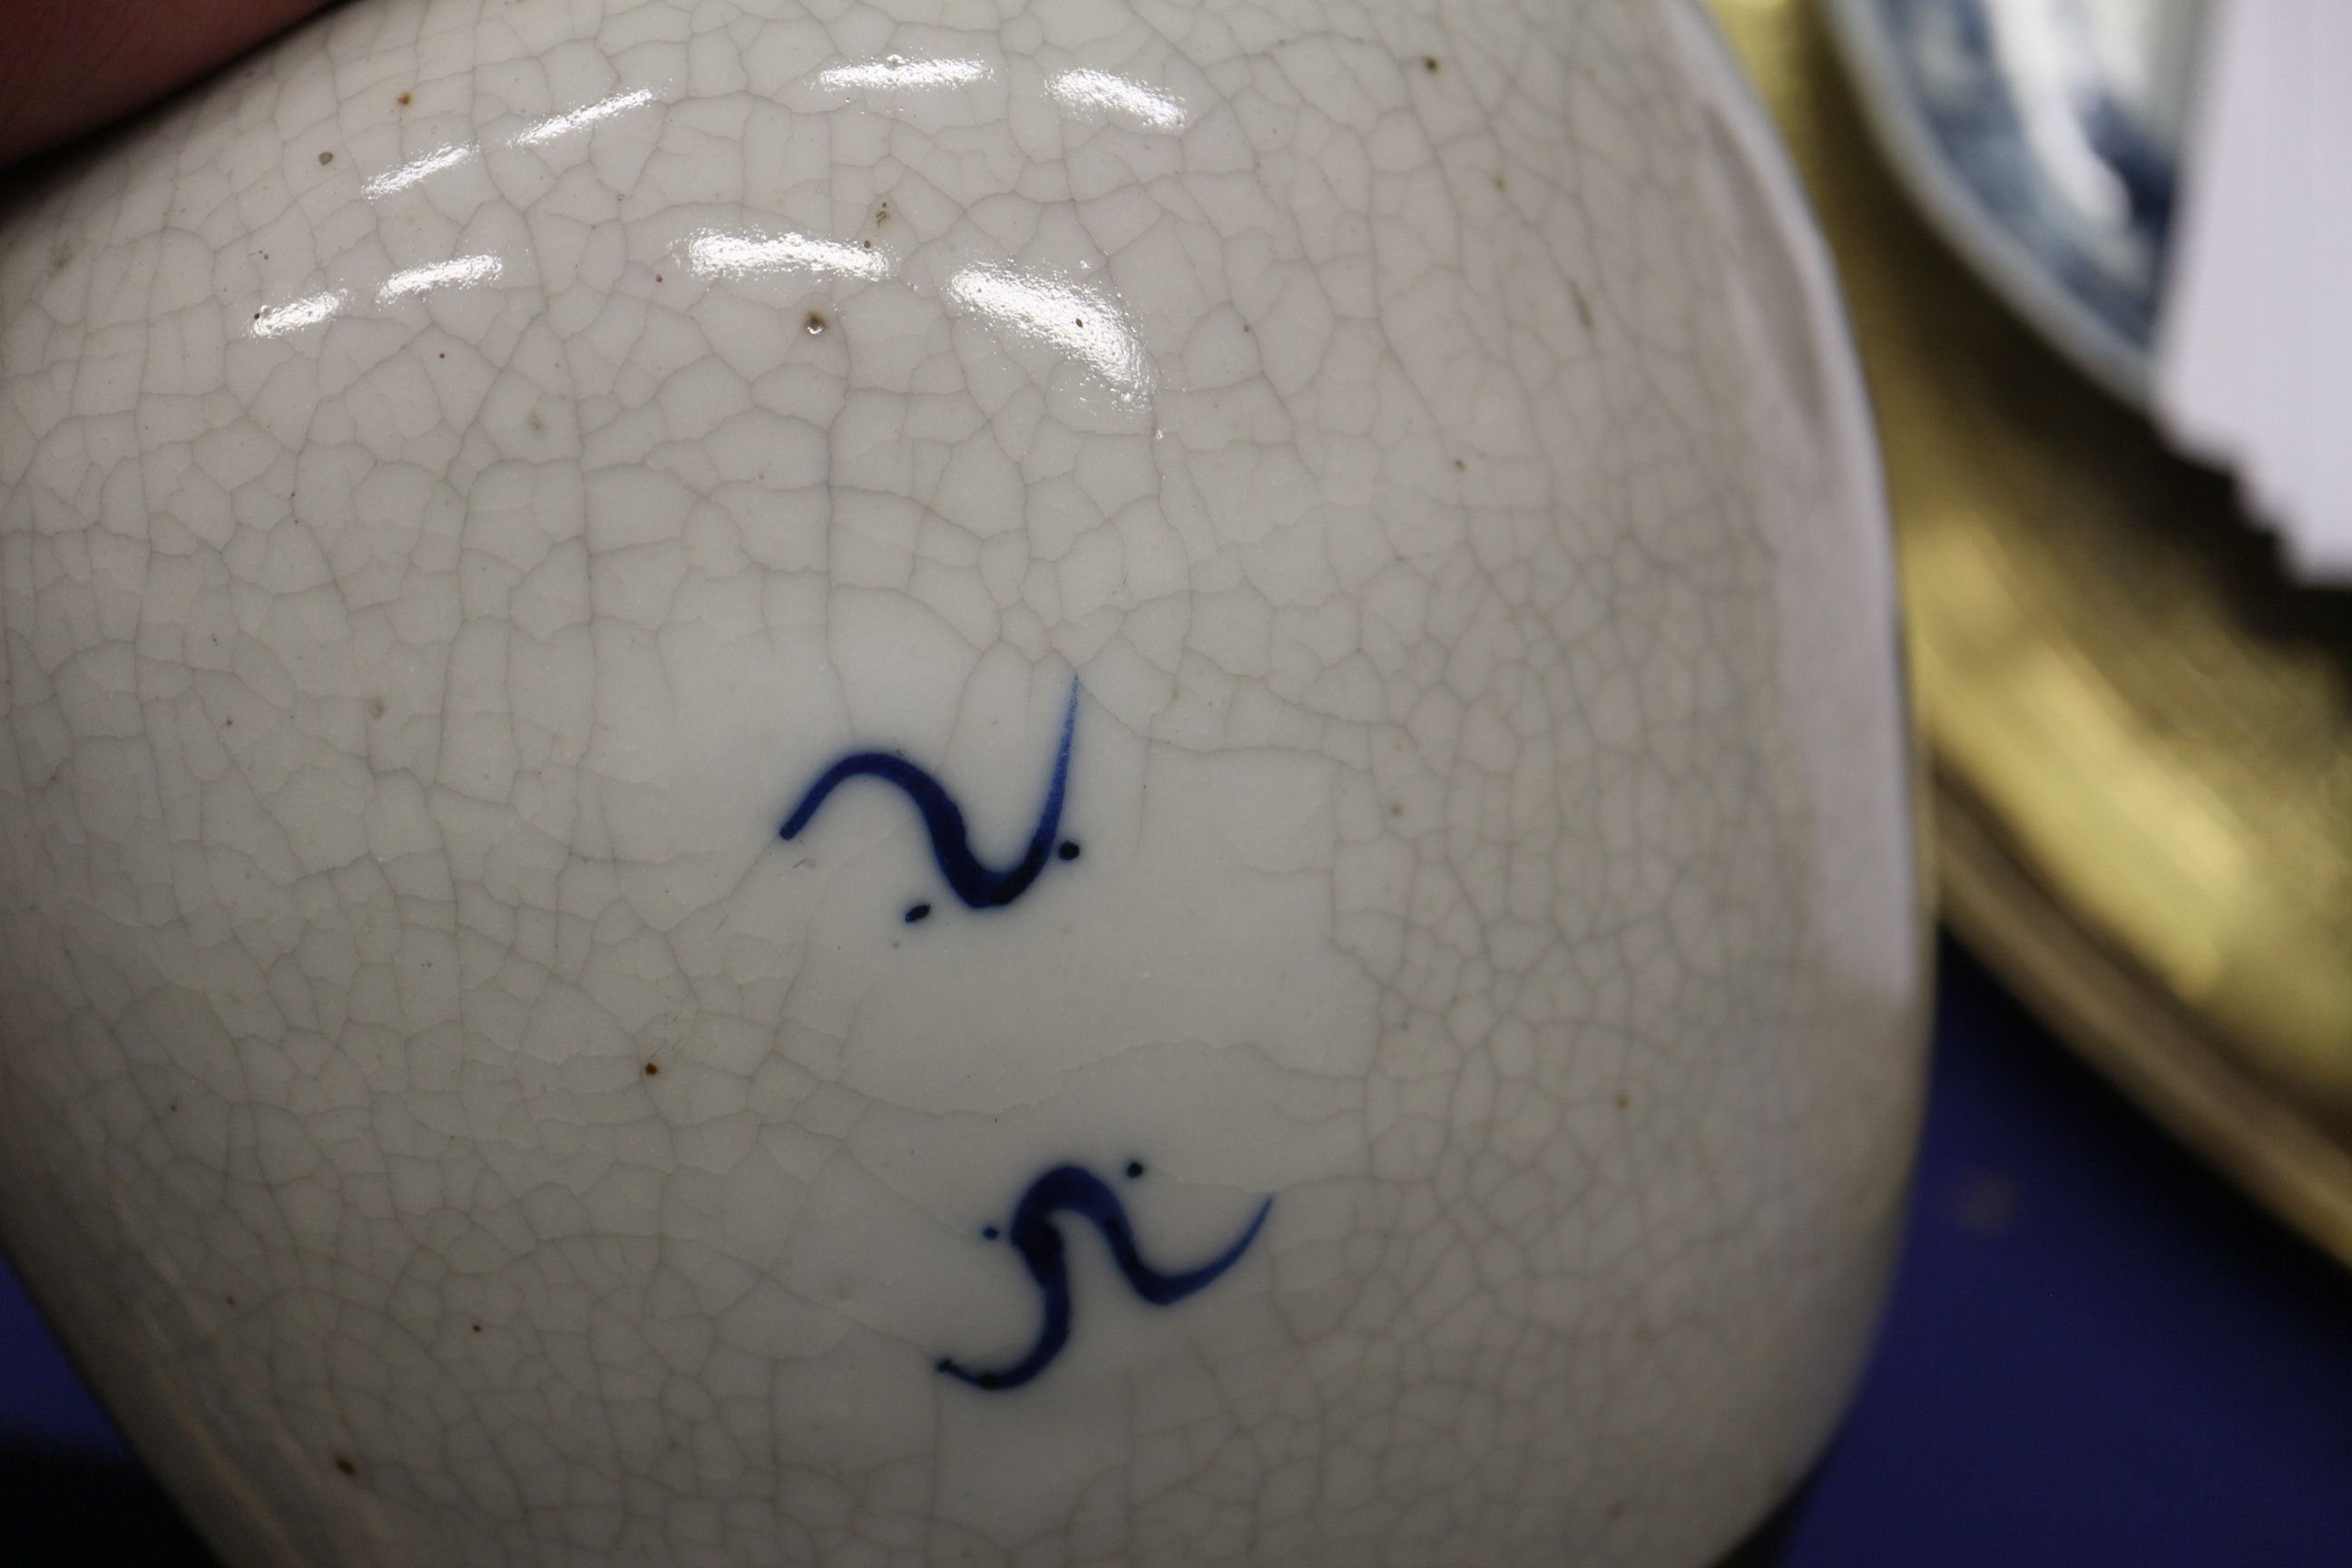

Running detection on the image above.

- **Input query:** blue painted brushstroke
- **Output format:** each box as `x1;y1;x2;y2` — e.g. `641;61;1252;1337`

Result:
939;1164;1272;1392
779;680;1079;910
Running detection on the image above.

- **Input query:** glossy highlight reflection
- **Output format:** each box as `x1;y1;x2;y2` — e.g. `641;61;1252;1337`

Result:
941;262;1153;397
1046;68;1189;132
814;54;996;93
683;228;895;283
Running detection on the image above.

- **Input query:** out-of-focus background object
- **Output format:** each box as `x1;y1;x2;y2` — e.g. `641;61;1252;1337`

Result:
2151;0;2352;580
1723;0;2352;1273
1822;0;2207;404
1821;0;2352;571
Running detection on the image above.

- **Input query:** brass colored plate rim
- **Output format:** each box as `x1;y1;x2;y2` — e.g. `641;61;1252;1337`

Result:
1936;768;2352;1268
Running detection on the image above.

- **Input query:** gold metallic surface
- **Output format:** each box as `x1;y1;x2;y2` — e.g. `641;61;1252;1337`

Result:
1709;0;2352;1264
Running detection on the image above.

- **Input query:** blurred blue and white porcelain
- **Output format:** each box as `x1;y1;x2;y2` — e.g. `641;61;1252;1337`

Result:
1832;0;2352;573
1826;0;2210;401
0;1;1925;1563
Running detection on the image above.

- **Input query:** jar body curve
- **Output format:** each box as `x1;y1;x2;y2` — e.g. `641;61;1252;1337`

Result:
0;1;1924;1563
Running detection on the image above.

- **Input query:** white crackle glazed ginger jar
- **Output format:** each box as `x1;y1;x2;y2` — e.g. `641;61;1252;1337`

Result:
0;0;1925;1563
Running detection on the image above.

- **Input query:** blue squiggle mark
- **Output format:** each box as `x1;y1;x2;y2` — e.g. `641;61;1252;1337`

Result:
779;680;1079;910
939;1164;1272;1392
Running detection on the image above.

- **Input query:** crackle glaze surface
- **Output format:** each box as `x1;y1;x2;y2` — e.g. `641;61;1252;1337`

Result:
0;0;1923;1563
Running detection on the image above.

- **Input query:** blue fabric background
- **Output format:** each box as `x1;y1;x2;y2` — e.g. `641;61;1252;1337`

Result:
5;937;2351;1563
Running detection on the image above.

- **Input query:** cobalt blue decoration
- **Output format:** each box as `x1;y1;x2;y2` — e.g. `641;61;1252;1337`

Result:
939;1164;1272;1392
780;681;1082;912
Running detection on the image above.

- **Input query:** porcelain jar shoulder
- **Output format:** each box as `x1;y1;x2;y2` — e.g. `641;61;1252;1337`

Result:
0;0;1924;1564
